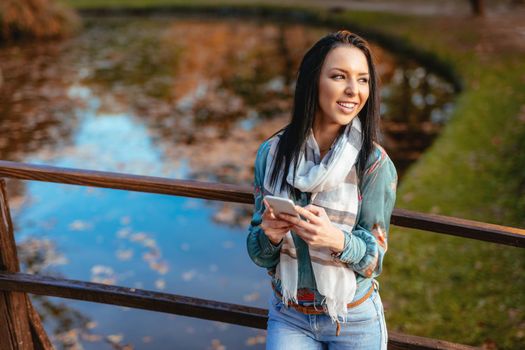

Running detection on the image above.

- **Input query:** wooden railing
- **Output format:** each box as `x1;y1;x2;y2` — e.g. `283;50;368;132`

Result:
0;160;523;350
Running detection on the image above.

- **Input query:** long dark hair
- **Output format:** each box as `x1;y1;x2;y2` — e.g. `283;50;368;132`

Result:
268;30;381;192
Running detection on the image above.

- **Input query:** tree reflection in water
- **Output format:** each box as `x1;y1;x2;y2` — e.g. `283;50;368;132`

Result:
18;238;136;349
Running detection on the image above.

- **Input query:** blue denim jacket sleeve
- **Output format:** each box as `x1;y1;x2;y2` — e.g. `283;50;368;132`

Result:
338;145;397;278
246;141;282;269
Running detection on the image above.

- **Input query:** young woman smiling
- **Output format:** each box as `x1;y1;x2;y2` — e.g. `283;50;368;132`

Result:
247;31;397;349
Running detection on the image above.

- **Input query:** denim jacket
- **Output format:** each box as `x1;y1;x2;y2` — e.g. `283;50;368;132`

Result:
246;139;397;304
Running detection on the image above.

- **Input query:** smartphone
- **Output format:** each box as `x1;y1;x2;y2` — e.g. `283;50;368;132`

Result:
264;195;299;217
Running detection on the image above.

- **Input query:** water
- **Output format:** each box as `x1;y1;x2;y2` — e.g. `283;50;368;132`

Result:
0;16;455;349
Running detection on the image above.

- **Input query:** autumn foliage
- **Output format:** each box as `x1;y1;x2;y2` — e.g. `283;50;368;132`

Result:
0;0;79;41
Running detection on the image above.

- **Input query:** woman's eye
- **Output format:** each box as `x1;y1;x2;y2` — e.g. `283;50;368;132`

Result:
332;75;345;80
359;78;369;83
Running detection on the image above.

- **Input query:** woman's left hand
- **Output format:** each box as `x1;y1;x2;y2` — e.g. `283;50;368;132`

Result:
278;205;345;253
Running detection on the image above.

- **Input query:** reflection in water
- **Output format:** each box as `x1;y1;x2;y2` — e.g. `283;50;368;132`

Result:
0;17;455;350
381;64;455;170
18;238;97;349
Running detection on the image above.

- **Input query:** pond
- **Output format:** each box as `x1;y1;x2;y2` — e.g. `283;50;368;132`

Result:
0;16;455;350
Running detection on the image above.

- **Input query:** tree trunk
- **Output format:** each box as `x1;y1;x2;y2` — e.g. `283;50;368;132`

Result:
469;0;486;16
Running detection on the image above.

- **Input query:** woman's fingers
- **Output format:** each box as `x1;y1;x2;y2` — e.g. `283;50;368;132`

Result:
278;212;317;233
264;220;293;230
303;204;326;217
292;225;315;244
262;199;276;219
294;205;322;224
262;224;292;239
261;211;293;237
295;205;319;224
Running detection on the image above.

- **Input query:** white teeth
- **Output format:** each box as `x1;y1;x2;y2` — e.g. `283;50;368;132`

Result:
337;102;357;109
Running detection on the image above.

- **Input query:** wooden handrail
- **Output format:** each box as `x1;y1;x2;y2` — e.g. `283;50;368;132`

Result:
0;160;252;203
390;208;525;247
0;160;523;247
0;272;479;350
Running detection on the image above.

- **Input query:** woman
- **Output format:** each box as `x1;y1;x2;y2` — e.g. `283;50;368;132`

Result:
247;30;397;349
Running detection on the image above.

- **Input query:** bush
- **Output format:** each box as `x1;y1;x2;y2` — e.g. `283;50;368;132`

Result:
0;0;80;41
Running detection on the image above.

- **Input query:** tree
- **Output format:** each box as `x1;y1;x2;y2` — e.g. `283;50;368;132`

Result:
469;0;485;16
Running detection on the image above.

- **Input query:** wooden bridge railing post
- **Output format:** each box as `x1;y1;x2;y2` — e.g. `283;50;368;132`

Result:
0;179;52;350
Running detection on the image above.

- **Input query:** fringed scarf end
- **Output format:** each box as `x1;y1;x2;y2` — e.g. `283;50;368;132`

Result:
281;288;298;307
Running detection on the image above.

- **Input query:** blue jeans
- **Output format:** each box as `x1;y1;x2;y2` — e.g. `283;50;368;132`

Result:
266;289;387;349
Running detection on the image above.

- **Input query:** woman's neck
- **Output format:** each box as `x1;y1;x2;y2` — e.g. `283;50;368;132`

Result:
312;122;343;153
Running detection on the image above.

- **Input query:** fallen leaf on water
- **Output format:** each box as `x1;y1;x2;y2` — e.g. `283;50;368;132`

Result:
82;333;102;342
243;292;260;302
91;265;113;275
69;219;92;231
214;206;235;224
116;249;133;261
142;250;161;262
91;265;114;275
91;265;116;285
130;232;149;242
120;216;131;225
55;329;81;347
155;279;166;290
107;333;124;344
149;261;169;275
142;238;158;249
142;336;152;343
58;328;79;340
117;227;131;239
211;339;226;350
245;335;266;346
182;270;197;281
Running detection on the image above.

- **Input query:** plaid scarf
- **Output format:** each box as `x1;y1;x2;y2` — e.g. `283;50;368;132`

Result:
263;117;362;321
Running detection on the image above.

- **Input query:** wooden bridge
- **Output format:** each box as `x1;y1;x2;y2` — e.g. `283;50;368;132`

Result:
0;160;523;349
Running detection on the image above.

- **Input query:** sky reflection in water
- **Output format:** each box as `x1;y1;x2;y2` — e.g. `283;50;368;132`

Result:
0;17;455;350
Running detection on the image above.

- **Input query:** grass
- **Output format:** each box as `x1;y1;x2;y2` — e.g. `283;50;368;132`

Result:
56;1;525;348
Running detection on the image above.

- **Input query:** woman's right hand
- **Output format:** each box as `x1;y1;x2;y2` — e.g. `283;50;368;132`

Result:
260;199;293;246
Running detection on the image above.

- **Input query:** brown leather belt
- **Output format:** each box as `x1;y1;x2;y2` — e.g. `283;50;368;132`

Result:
273;282;376;315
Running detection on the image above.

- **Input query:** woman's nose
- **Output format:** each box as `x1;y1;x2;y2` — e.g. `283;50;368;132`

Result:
344;79;357;96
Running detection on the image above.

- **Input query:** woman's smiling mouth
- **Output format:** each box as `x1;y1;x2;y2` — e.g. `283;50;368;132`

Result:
337;101;358;112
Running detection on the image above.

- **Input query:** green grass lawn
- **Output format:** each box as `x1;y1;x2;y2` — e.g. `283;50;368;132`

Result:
59;1;525;348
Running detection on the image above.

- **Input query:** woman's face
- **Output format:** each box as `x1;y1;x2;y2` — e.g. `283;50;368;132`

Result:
316;45;370;129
